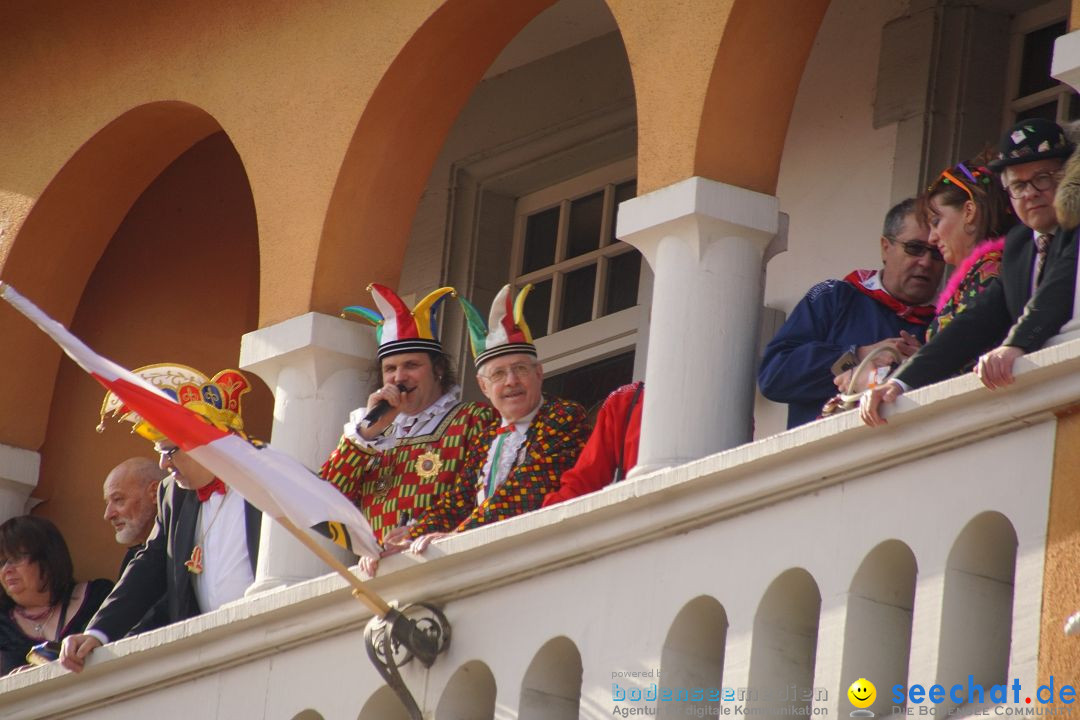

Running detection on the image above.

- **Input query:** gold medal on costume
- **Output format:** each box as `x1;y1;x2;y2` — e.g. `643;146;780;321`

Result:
416;451;443;480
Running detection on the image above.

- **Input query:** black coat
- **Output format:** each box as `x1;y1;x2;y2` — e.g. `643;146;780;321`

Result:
0;578;113;674
895;223;1078;389
87;478;261;641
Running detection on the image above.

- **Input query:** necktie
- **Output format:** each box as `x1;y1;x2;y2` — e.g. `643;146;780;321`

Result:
196;478;227;502
1034;233;1051;290
484;425;515;499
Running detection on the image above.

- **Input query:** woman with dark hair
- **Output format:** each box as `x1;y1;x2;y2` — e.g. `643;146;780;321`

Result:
0;516;111;674
920;160;1013;342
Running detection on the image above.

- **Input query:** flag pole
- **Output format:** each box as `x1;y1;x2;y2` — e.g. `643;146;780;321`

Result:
276;517;392;617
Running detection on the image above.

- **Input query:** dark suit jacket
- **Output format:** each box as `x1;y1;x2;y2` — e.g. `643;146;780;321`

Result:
118;544;170;636
88;478;262;641
895;223;1078;389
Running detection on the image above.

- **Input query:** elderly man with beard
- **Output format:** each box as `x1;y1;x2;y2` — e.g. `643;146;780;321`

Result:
102;457;169;633
103;458;164;573
60;366;262;672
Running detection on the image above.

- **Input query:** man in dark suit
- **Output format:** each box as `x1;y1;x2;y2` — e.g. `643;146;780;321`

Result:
862;119;1079;424
103;456;169;633
60;365;263;673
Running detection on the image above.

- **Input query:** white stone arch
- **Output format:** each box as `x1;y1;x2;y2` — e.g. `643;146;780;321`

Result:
436;659;497;720
936;511;1018;713
656;594;727;719
839;539;917;717
747;567;821;716
357;685;410;720
519;636;583;720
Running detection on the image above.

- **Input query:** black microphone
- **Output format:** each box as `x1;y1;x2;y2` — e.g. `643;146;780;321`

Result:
363;384;408;428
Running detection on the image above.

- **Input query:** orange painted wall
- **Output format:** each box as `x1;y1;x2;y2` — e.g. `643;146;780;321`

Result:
33;133;271;582
1040;408;1080;688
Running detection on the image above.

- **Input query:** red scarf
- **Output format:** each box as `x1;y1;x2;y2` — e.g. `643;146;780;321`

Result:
843;269;936;325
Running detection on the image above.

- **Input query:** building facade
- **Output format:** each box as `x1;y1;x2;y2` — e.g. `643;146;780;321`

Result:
1;0;1080;717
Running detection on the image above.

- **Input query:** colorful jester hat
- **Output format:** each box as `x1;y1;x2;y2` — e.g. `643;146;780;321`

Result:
342;284;456;361
97;363;251;441
459;284;537;368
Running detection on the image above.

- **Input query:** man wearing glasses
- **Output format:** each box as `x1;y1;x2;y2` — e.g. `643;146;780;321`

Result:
60;366;262;673
759;198;944;428
377;285;587;564
862;118;1079;426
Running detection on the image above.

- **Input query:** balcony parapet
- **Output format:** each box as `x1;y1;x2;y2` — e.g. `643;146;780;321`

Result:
2;336;1080;717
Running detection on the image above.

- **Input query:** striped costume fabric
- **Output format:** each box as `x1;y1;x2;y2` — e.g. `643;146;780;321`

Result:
407;396;587;537
321;401;495;543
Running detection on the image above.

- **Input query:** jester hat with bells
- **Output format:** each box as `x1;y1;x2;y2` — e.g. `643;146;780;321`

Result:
342;284;456;361
459;284;537;368
97;363;251;441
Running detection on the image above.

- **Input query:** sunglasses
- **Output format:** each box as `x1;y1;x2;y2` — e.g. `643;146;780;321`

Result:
884;236;944;263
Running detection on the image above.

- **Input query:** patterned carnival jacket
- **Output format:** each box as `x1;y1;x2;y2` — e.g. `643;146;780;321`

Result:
407;396;587;537
321;401;496;543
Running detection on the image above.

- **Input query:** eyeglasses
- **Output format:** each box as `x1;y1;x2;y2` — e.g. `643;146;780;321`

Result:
480;362;536;384
1005;171;1059;199
884;236;944;263
0;553;31;569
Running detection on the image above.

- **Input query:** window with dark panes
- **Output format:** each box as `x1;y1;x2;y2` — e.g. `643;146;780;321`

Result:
1008;9;1079;123
513;177;640;338
509;162;642;410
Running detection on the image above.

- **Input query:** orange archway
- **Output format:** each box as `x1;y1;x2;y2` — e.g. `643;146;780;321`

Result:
0;102;224;450
312;0;827;320
694;0;830;195
313;0;560;316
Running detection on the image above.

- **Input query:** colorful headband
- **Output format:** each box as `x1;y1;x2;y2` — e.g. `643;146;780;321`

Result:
342;284;455;361
932;162;992;202
98;364;250;441
459;284;537;368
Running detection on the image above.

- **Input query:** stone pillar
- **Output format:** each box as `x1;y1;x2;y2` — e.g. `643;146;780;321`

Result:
0;444;39;521
617;177;778;475
1051;30;1080;344
239;311;379;594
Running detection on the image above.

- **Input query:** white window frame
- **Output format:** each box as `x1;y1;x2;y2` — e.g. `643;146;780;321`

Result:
1005;0;1075;124
509;156;645;376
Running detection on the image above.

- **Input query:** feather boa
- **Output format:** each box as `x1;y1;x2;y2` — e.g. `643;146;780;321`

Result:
935;237;1006;313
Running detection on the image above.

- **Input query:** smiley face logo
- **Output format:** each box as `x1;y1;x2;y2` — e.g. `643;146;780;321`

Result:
847;677;876;709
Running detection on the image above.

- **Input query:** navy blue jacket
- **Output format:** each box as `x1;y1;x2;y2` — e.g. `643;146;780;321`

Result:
758;280;929;428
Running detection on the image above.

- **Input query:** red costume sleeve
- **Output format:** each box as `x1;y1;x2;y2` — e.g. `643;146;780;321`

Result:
541;383;641;507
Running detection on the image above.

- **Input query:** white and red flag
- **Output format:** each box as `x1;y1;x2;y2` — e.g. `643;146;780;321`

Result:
0;282;380;560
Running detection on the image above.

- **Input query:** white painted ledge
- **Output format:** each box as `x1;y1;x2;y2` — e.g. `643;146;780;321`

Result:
3;335;1080;716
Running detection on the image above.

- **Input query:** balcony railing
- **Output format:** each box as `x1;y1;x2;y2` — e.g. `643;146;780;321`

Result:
2;331;1078;719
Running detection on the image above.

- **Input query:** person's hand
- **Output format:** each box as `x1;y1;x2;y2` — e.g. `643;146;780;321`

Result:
409;532;451;555
833;369;853;391
859;381;905;426
358;555;379;578
357;383;407;439
975;345;1025;389
857;332;921;363
380;525;413;554
59;634;101;673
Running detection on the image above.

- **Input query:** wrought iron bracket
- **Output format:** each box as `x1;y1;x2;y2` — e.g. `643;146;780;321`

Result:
364;602;452;720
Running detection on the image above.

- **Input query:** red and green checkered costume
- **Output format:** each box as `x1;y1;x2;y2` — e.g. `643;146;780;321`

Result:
407;396;587;537
321;401;495;543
